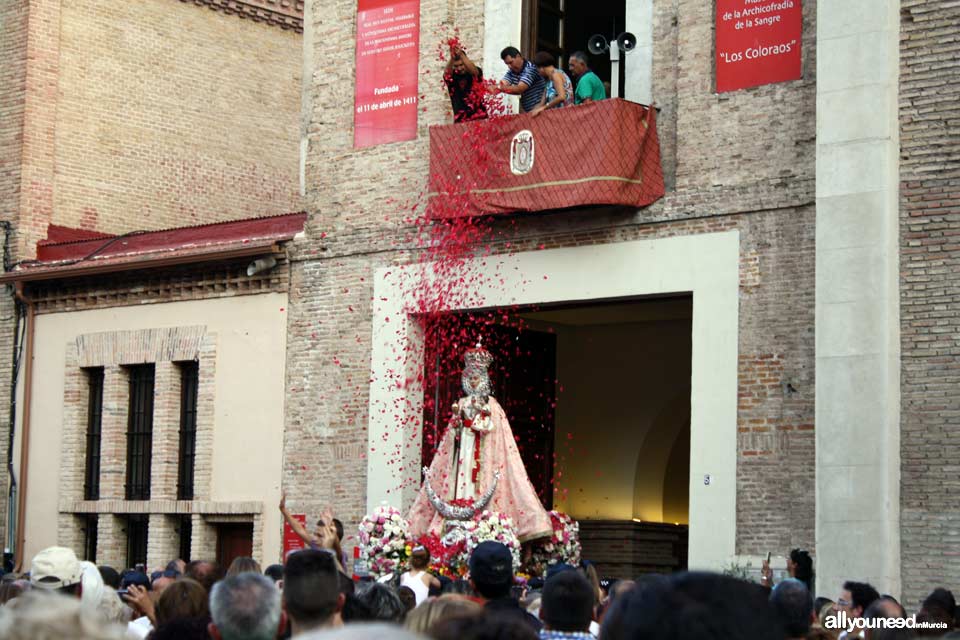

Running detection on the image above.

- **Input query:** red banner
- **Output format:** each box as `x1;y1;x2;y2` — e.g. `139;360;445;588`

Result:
283;514;307;556
427;99;664;218
354;0;420;148
716;0;802;93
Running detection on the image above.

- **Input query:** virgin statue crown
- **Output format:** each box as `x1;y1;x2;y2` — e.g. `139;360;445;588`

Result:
463;340;493;370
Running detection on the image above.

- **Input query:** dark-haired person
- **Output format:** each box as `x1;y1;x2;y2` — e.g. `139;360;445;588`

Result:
539;570;595;639
401;545;441;606
469;541;541;632
788;549;814;591
836;580;880;638
445;43;487;123
600;572;784;640
497;46;546;113
920;587;958;632
760;548;814;592
530;52;573;116
184;559;224;595
264;563;284;585
279;494;345;572
567;52;605;104
283;549;344;636
770;579;815;640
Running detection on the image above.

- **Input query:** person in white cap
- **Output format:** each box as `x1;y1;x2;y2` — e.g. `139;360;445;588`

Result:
29;546;84;597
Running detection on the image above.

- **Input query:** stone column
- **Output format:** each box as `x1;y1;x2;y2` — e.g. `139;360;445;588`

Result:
191;514;218;562
147;514;179;570
97;514;127;569
151;361;180;500
815;0;901;597
100;367;129;500
59;345;86;502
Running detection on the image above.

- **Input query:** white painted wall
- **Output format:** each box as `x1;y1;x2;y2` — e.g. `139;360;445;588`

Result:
815;0;901;598
13;293;289;565
367;231;740;570
483;0;522;113
624;0;654;104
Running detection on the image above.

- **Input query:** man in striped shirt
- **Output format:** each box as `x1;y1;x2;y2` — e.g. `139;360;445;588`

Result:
498;46;546;113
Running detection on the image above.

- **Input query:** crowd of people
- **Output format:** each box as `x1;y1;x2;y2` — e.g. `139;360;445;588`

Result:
443;43;608;123
1;538;958;640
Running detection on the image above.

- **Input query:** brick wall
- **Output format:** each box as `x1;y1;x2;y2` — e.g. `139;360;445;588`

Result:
292;0;817;558
899;0;960;607
0;0;28;246
0;0;28;544
12;0;302;260
291;0;819;554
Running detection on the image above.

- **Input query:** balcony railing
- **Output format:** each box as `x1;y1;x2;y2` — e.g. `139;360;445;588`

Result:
427;98;664;218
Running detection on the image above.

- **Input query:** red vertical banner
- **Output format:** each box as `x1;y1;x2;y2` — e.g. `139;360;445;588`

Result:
354;0;420;148
283;514;307;556
716;0;802;93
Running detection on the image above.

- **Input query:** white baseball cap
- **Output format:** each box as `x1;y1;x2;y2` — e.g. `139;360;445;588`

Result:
30;546;83;589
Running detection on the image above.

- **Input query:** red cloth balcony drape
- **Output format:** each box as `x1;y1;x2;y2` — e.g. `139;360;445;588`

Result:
427;99;664;218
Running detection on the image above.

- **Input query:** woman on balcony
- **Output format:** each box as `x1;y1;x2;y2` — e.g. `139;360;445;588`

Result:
530;51;574;116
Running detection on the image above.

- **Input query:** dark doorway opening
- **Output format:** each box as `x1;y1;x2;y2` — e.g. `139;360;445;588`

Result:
422;318;557;509
419;294;691;578
522;0;626;96
216;523;253;569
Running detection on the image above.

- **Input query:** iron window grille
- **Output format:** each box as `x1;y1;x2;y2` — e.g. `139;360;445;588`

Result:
83;368;104;500
125;365;155;501
178;515;193;562
82;514;98;563
177;362;199;500
125;514;149;568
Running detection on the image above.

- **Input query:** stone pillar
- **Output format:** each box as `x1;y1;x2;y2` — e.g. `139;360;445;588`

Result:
625;0;654;104
57;513;85;558
97;514;127;569
59;346;86;502
191;514;218;562
151;362;180;500
193;335;218;500
147;514;179;570
815;0;901;597
100;366;128;500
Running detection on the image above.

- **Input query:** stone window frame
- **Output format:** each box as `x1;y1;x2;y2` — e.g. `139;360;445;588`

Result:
57;326;263;567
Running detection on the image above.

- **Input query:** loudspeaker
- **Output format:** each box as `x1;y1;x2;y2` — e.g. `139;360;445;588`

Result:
616;31;637;52
587;34;608;55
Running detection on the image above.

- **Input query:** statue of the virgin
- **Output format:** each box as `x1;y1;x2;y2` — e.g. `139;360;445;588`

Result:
407;341;553;542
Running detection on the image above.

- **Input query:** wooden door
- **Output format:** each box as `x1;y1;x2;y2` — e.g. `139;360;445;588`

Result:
216;523;253;569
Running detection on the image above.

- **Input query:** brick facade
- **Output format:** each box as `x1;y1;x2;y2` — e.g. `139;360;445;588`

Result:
898;0;960;608
6;0;302;262
290;0;818;560
56;324;266;565
0;0;300;560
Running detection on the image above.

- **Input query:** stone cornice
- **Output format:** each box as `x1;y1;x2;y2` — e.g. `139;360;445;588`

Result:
180;0;304;32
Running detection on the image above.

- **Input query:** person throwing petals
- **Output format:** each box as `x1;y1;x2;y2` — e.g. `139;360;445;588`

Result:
279;493;345;572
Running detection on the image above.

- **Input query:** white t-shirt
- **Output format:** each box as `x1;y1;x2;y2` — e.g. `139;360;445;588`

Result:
400;570;431;606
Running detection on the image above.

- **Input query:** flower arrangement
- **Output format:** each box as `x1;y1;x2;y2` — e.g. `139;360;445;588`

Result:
358;505;410;578
417;532;468;579
526;511;581;575
463;510;522;571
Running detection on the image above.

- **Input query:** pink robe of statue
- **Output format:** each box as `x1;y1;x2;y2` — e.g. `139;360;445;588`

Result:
407;396;552;543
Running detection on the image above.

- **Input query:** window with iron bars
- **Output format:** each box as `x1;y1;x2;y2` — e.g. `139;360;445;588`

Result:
177;361;199;500
125;365;155;501
83;368;104;501
178;515;193;562
82;514;98;563
126;514;149;569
